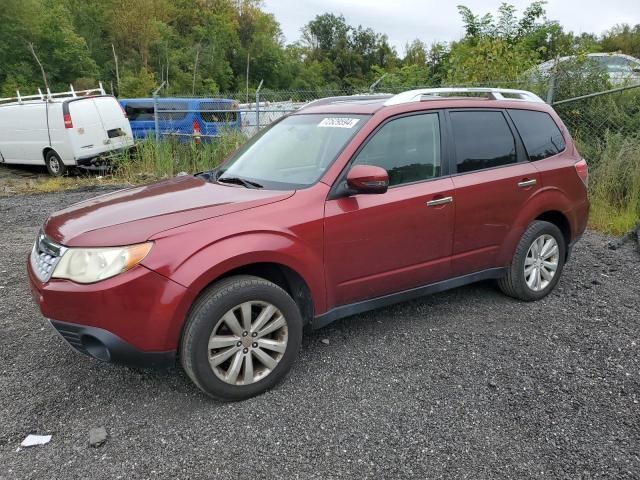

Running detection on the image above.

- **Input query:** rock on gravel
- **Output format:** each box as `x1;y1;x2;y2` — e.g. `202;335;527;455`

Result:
88;428;108;448
0;188;639;479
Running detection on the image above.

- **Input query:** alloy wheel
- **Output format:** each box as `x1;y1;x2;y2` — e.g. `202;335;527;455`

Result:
207;301;288;385
524;234;559;291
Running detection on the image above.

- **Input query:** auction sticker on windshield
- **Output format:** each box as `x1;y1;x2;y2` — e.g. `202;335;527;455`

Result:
318;118;360;128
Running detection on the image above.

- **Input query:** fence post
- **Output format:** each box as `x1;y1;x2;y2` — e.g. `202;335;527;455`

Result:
152;81;166;143
546;74;557;105
369;73;387;93
255;79;263;133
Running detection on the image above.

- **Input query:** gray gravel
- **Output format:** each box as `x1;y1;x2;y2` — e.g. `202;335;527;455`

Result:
1;188;639;479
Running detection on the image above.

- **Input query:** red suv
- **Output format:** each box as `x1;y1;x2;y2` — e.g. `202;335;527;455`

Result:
28;88;589;401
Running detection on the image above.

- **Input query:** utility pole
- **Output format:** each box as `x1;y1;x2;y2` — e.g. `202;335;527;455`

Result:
111;44;120;94
192;44;201;96
246;52;250;104
28;43;49;95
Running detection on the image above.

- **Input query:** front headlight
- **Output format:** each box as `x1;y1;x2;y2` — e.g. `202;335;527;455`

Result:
52;242;153;284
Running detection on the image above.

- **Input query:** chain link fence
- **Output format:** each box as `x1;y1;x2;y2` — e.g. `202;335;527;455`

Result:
150;68;640;164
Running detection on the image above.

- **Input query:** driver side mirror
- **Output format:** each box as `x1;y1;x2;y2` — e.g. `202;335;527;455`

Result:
346;165;389;195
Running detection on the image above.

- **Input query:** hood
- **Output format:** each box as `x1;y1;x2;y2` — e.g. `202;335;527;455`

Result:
44;176;294;247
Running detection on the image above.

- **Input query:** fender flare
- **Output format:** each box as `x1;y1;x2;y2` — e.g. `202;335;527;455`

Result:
496;187;575;265
167;230;326;329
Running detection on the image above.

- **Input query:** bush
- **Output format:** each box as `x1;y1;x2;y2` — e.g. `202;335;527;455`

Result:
583;133;640;235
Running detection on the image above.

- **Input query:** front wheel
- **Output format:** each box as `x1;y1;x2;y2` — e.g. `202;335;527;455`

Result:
45;151;67;177
180;275;303;401
498;220;566;301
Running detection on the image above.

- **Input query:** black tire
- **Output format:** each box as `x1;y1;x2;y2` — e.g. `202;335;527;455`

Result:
181;275;303;401
45;151;67;177
498;220;566;301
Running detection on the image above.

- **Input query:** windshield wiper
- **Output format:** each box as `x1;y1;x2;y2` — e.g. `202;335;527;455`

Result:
217;176;263;189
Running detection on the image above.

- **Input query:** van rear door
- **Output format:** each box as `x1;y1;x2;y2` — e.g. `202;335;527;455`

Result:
92;96;133;149
66;97;132;160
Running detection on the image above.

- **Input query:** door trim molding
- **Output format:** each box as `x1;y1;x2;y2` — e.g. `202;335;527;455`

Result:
312;267;506;329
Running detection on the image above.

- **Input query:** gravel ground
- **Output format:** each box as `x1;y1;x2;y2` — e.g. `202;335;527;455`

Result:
0;188;639;479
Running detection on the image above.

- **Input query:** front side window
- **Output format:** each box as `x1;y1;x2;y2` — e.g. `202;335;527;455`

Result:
509;109;566;161
353;113;441;186
450;110;517;173
219;114;368;189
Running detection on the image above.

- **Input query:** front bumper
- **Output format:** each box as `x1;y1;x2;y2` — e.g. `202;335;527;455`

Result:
49;320;175;368
28;259;189;368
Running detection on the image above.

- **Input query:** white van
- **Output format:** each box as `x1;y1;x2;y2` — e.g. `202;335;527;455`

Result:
0;84;134;176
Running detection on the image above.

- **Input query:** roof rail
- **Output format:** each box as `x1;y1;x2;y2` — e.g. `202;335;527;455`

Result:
0;82;107;105
383;88;545;106
300;93;393;110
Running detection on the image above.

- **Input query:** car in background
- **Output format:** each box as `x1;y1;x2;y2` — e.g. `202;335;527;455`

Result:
238;100;304;137
119;97;241;142
0;84;133;176
535;53;640;84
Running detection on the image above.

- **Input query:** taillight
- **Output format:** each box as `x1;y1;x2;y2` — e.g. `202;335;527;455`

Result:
575;159;588;187
63;113;73;129
192;119;201;134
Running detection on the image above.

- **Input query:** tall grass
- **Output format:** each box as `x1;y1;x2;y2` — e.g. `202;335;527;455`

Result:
112;130;247;183
580;133;640;235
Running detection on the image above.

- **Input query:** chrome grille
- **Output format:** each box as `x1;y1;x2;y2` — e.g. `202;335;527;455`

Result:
30;231;67;282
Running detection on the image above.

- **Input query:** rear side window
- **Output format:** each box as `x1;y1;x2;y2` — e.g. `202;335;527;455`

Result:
450;110;517;173
200;102;238;123
124;103;154;121
508;109;566;161
353;113;441;187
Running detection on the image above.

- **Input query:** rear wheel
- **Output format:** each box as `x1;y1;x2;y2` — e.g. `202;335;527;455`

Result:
180;275;303;401
45;151;67;177
498;220;566;301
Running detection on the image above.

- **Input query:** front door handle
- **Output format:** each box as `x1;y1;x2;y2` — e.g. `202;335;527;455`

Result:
426;196;453;207
517;179;537;188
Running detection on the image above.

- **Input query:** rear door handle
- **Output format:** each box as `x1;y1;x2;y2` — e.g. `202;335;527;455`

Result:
426;196;453;207
517;179;537;188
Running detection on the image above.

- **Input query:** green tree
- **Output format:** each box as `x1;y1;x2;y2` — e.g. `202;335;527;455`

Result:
446;37;537;84
0;0;98;94
119;67;157;97
601;24;640;57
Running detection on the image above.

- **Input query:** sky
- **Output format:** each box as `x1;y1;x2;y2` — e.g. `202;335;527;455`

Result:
262;0;640;54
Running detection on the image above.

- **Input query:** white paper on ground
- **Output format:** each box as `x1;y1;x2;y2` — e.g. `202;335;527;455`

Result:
21;434;52;447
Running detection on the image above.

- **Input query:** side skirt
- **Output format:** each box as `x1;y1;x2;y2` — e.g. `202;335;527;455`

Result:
312;267;506;330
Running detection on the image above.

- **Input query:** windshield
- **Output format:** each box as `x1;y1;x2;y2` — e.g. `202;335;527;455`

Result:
218;114;369;189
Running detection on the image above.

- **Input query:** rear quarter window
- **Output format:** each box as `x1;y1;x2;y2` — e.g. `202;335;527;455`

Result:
449;110;517;173
508;109;566;161
200;102;238;123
